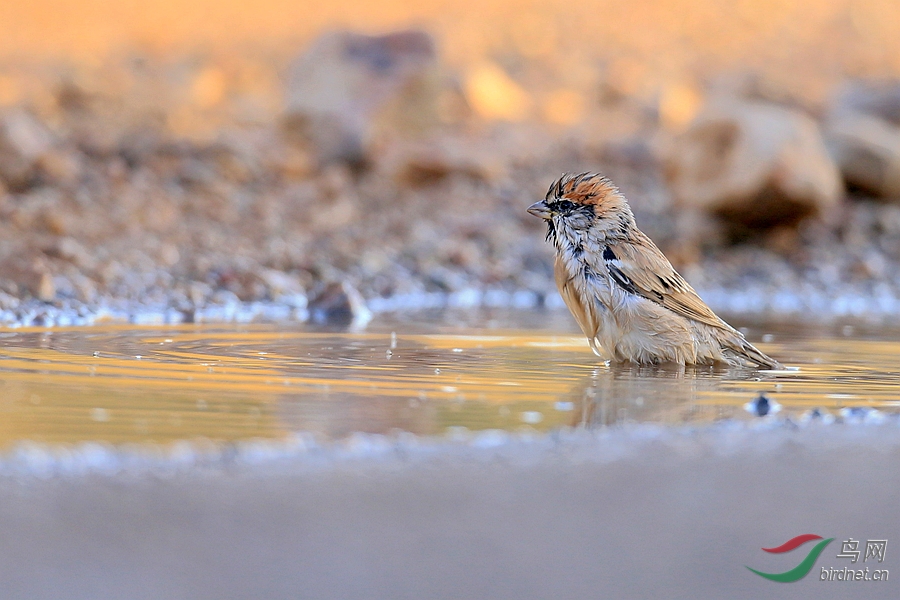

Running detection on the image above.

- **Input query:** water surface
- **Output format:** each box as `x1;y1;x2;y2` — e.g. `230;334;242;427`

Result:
0;310;897;449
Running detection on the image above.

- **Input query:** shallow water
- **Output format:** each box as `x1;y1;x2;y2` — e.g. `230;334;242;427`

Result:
0;310;897;449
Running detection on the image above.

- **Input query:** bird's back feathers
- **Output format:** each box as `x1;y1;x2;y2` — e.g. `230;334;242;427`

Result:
602;233;729;332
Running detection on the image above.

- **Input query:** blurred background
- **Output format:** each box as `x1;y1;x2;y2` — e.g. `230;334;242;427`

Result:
2;0;900;323
2;9;900;599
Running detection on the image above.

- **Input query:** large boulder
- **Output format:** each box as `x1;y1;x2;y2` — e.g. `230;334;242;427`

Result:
665;100;843;232
283;30;441;167
825;81;900;199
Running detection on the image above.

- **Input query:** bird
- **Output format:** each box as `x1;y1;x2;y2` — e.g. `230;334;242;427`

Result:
528;172;781;369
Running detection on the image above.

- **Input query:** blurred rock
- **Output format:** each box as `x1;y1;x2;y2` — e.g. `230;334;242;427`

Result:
0;109;55;191
283;30;441;166
825;113;900;199
212;268;269;302
0;254;56;301
259;269;307;307
382;139;495;187
665;100;842;233
658;82;703;131
826;81;900;199
36;150;82;186
463;62;532;122
832;80;900;127
68;272;98;303
188;281;213;306
308;281;371;327
0;291;19;311
45;237;96;270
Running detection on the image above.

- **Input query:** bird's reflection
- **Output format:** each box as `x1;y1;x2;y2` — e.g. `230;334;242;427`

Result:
568;362;763;428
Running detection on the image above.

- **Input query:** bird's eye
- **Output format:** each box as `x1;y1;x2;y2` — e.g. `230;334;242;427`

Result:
556;200;576;212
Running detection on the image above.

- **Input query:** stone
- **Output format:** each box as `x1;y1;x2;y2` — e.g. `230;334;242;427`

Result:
45;237;96;270
283;30;441;166
831;80;900;127
825;113;900;199
259;269;307;306
665;100;843;233
0;109;55;191
0;291;19;311
0;254;56;301
381;138;494;187
36;150;82;186
36;271;56;302
307;281;371;327
825;81;900;199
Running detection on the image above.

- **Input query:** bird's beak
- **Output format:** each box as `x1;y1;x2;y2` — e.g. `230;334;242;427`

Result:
527;201;552;220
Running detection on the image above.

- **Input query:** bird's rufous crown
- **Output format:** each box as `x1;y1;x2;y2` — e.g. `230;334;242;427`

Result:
546;172;623;206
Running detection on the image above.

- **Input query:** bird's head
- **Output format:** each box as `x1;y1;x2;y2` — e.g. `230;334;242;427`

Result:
528;172;635;244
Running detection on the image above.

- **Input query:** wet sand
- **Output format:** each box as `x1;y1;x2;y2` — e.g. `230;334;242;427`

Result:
0;423;897;600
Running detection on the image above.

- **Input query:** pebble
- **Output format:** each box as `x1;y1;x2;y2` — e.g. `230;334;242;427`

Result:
744;393;782;417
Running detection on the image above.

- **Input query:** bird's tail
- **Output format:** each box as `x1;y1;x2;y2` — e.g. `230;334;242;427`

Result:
728;336;782;370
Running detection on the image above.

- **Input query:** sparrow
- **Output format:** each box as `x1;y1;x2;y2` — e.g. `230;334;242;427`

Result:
528;172;781;369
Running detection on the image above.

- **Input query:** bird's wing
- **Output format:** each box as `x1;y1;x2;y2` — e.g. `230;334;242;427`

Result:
603;235;732;331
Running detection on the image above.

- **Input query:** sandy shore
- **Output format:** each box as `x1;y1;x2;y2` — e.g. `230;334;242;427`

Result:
1;422;897;599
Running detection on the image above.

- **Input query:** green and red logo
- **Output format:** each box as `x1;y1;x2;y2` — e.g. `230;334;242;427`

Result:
747;534;834;582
